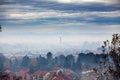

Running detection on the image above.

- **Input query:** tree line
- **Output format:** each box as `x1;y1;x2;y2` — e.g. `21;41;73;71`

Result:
0;52;104;73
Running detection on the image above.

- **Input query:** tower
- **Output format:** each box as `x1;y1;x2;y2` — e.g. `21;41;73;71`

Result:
60;36;62;44
0;25;2;32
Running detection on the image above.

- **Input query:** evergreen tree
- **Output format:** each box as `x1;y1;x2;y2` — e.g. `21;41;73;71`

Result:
65;54;75;69
76;54;82;71
58;55;66;68
0;53;5;71
37;55;48;70
21;55;30;68
46;52;54;70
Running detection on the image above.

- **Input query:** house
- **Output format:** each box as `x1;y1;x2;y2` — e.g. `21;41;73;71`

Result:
65;69;79;80
32;70;48;80
53;65;60;72
53;69;72;80
43;72;56;80
0;70;14;80
81;67;100;80
52;74;72;80
16;70;31;80
65;69;75;76
4;69;14;80
43;69;72;80
5;70;11;74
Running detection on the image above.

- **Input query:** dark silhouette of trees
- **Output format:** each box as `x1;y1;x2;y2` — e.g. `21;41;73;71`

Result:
21;55;30;68
75;54;82;72
0;53;5;71
37;55;48;70
0;51;104;76
57;55;66;68
29;58;38;73
65;54;75;69
53;56;58;66
10;56;19;71
47;52;53;60
46;52;54;70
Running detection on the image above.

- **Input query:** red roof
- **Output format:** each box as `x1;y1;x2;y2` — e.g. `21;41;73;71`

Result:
53;66;60;71
16;70;30;80
33;70;48;76
53;74;72;80
65;69;74;75
5;70;11;74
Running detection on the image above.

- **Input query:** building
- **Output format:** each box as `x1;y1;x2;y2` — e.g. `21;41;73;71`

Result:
43;69;72;80
16;70;31;80
32;70;48;80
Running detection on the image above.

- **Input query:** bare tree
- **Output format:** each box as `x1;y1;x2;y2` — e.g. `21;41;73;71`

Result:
94;34;120;80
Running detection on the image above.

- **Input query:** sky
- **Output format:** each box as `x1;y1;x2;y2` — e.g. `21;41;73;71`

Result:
0;0;120;55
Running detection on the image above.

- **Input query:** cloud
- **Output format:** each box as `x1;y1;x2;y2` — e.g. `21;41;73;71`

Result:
1;0;16;2
81;0;119;4
1;10;120;25
0;0;120;28
40;0;120;4
3;22;120;34
1;2;120;19
6;11;79;19
1;3;119;20
0;4;32;9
